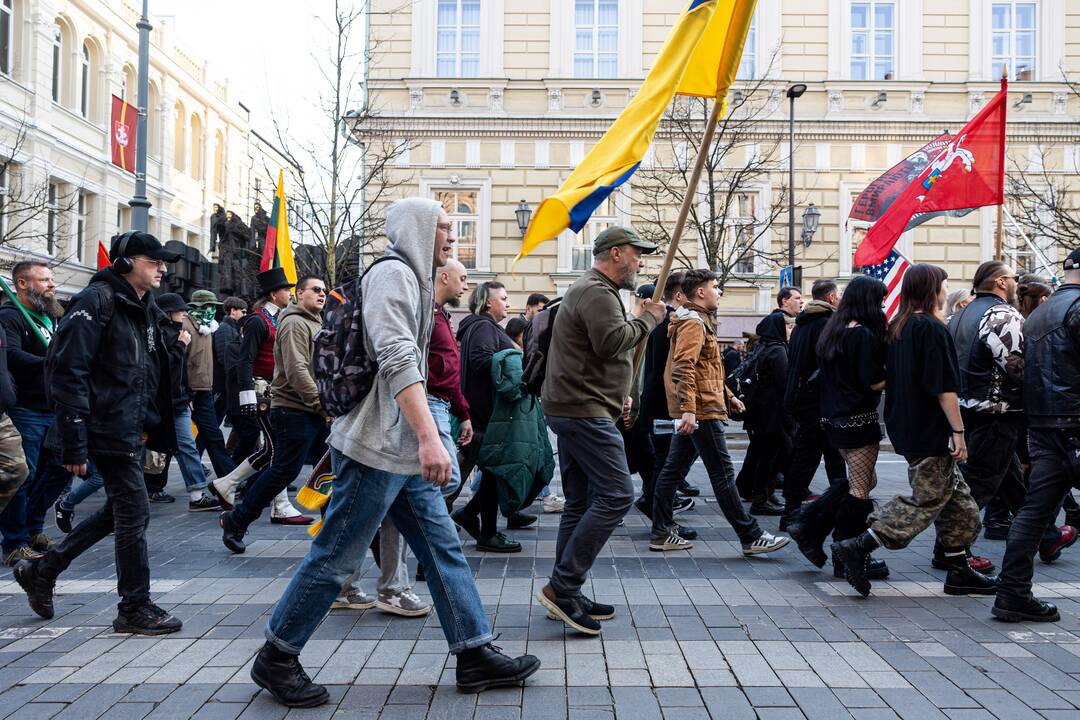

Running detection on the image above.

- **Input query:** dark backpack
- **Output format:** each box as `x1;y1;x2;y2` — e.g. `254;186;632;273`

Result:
312;256;404;417
522;297;561;396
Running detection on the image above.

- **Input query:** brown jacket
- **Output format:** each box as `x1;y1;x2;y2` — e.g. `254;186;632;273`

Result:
664;303;734;420
271;302;325;416
182;315;214;392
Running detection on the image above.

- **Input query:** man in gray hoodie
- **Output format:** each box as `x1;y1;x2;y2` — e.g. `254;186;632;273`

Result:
248;198;540;708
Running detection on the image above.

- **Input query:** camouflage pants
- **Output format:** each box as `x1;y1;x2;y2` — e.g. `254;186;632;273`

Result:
869;454;981;551
0;414;28;514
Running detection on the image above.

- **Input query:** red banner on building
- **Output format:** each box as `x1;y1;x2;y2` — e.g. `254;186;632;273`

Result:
110;95;137;174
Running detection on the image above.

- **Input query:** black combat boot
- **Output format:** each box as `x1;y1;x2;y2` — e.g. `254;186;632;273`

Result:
250;642;329;708
831;531;880;597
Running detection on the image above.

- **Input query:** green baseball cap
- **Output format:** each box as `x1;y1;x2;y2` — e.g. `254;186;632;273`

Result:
593;226;658;256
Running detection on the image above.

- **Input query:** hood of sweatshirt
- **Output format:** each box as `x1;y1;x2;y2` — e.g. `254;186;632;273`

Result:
668;302;714;337
755;309;788;345
795;299;835;326
384;198;440;310
278;301;321;326
455;311;499;342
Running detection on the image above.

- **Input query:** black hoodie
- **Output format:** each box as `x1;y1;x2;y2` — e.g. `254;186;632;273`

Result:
744;310;790;435
783;300;836;418
457;312;515;432
45;267;175;464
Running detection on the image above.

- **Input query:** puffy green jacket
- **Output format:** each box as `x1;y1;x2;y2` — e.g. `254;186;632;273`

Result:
478;348;555;515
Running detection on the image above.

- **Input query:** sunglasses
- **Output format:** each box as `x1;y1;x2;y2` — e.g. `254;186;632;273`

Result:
306;286;327;295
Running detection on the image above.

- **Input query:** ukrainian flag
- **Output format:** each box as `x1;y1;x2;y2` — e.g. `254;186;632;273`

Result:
515;0;758;265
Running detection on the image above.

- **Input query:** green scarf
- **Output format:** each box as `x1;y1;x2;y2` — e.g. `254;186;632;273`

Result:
189;305;216;328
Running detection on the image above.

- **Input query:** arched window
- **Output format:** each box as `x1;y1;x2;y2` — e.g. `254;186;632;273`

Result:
79;42;90;117
190;113;203;180
147;81;160;156
50;22;62;102
213;130;225;193
1;0;13;77
173;100;186;171
121;64;135;102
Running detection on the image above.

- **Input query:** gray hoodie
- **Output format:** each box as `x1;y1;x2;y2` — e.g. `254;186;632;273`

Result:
329;197;439;474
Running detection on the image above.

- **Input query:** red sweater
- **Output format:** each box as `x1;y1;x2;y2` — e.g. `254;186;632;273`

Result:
428;304;470;421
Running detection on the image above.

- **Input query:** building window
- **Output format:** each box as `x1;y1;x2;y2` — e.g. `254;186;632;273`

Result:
434;189;479;268
76;191;87;264
46;182;58;255
724;192;757;275
79;43;90;118
850;1;894;80
190;113;203;180
436;0;480;78
0;0;12;77
173;101;186;171
573;0;618;78
213;131;225;194
736;12;757;80
992;1;1036;81
51;23;62;103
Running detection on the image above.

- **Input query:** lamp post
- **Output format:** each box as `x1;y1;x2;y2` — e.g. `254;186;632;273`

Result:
786;83;807;286
801;203;820;248
129;0;152;232
515;199;531;237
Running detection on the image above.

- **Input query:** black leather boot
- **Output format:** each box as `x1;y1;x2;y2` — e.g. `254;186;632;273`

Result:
992;596;1060;622
832;553;890;580
788;482;848;569
939;551;998;596
250;642;329;708
455;643;541;692
830;531;880;597
831;496;888;580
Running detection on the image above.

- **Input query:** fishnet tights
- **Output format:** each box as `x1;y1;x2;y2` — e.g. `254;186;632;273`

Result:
840;445;879;499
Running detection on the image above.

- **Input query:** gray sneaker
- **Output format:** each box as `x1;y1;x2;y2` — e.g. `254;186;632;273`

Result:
376;590;432;617
332;589;377;610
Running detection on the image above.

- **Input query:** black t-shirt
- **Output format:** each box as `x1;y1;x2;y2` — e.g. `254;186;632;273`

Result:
884;313;960;457
820;325;885;420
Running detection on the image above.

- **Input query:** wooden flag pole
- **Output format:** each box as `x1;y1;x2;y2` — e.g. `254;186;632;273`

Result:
631;97;724;378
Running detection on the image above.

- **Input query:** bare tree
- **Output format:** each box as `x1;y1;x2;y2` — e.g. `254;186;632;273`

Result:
1;110;83;271
631;61;791;291
264;0;414;287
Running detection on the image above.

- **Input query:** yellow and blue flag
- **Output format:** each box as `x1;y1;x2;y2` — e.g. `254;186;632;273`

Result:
515;0;758;266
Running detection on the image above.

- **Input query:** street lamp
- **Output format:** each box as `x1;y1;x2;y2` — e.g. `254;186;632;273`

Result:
129;0;152;231
801;203;820;247
515;199;532;237
786;83;807;286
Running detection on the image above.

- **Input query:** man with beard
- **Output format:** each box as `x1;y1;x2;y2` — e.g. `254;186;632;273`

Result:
0;263;67;564
537;226;665;635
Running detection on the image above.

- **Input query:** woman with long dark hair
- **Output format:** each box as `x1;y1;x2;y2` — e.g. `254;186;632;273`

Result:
831;264;997;597
788;276;890;579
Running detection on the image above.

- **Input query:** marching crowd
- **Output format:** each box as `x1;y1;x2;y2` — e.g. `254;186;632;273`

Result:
0;195;1078;707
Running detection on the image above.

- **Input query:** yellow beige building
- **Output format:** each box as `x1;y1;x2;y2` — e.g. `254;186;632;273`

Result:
354;0;1079;336
0;0;289;295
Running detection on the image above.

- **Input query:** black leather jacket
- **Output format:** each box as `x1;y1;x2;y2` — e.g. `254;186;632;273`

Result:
948;294;1021;412
45;268;176;464
1024;284;1080;428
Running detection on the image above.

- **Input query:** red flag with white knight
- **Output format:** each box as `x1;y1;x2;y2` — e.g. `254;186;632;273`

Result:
854;78;1007;267
110;95;137;174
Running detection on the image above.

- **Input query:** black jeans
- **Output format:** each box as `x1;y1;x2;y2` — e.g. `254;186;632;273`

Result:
639;430;698;514
997;428;1080;603
783;419;846;512
546;416;634;597
652;420;761;544
232;408;328;530
192;391;236;478
959;410;1026;510
38;452;151;609
750;431;791;503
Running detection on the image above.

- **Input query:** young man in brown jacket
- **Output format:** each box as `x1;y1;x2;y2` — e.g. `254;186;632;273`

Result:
183;290;236;479
649;269;790;556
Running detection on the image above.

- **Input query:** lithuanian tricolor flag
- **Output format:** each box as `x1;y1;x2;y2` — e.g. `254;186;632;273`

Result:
259;170;298;287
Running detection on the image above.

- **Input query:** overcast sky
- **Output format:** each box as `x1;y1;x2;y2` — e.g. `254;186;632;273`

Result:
155;0;335;154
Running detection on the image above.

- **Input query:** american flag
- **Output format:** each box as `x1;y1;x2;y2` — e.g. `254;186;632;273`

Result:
860;249;911;319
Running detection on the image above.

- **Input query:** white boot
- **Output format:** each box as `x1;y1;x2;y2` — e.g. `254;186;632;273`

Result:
271;489;303;519
210;459;257;506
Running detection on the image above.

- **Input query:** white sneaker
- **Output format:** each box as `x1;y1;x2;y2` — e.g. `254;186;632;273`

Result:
742;532;791;556
376;590;432;617
649;531;693;552
332;589;377;610
542;494;565;513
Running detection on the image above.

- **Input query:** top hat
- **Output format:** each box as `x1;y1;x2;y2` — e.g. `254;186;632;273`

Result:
257;267;294;296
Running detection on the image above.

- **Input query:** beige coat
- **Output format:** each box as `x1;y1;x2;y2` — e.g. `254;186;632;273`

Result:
182;315;214;392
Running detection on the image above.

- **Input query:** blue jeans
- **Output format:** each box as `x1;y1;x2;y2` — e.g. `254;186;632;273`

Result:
426;396;461;497
173;407;208;492
231;407;328;530
1;407;68;552
59;464;106;511
265;448;493;655
192;391;235;478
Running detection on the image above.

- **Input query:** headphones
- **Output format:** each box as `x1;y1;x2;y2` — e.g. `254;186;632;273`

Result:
111;231;136;274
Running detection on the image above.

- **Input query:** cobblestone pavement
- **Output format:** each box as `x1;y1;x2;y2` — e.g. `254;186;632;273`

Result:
3;444;1080;719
